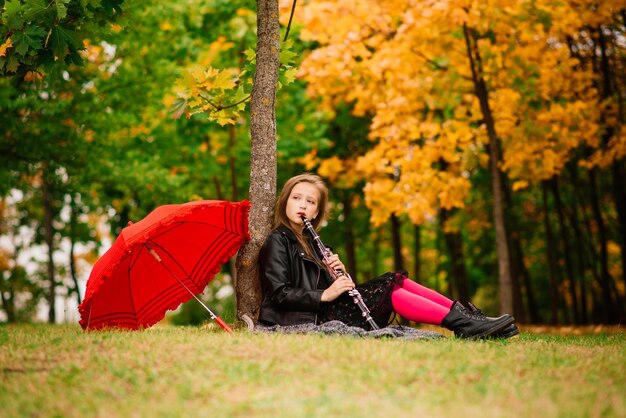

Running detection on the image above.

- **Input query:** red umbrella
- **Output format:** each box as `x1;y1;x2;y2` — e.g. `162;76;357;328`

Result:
78;199;250;332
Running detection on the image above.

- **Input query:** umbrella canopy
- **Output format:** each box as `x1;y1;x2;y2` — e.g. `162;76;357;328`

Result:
78;199;250;330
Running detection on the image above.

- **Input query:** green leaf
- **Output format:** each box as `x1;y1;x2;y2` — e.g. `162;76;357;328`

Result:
3;0;26;29
48;28;68;58
281;67;297;86
22;0;49;21
56;0;71;19
233;85;248;111
12;25;46;56
279;40;297;66
49;25;82;58
214;110;236;126
215;70;236;92
5;54;20;72
244;48;256;63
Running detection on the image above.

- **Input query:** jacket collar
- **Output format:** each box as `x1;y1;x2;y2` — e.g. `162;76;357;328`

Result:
276;224;327;264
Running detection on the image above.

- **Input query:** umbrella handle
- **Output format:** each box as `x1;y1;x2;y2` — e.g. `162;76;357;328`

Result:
147;245;234;333
214;316;233;333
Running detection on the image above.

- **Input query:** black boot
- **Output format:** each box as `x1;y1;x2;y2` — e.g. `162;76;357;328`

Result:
461;301;519;339
442;301;514;339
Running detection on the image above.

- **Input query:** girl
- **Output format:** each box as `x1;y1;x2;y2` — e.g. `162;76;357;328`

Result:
258;173;518;339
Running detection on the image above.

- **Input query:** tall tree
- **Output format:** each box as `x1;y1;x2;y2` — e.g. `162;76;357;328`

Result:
235;0;280;322
292;0;624;320
462;22;512;314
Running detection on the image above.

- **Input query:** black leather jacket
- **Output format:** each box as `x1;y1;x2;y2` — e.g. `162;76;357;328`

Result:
258;225;333;326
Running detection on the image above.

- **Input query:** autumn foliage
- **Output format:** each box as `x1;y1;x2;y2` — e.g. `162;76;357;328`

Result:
1;0;625;324
289;0;623;222
281;0;626;322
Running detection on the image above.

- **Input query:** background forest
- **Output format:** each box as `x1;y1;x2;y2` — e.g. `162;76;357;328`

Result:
1;0;625;326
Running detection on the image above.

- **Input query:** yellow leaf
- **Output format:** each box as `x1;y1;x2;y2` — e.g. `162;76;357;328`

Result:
298;150;319;170
0;37;12;57
318;156;345;183
23;71;43;82
216;116;236;126
512;180;529;191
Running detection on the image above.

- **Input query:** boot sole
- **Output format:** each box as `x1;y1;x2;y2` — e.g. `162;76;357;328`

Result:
489;324;520;339
458;316;515;340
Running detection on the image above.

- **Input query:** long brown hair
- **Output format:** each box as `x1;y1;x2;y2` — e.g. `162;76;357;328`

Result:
273;173;329;231
274;173;329;260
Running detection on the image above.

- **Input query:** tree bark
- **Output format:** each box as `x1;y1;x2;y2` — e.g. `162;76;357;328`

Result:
42;174;56;323
342;195;358;283
439;208;469;302
549;177;579;323
0;274;14;322
235;0;280;323
588;168;620;323
611;160;626;298
369;228;381;283
541;181;560;325
568;177;589;324
69;194;82;305
0;198;14;322
390;214;404;272
413;224;421;282
391;214;409;325
581;178;603;323
597;26;626;303
463;25;513;314
516;237;541;323
501;176;528;323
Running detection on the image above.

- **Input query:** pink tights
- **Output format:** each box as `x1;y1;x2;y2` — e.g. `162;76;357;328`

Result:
390;277;453;325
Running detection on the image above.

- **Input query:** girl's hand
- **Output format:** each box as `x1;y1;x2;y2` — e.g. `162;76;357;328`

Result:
324;253;346;276
320;276;355;302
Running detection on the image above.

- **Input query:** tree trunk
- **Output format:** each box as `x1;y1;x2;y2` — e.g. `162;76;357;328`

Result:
501;175;526;322
413;224;421;282
228;120;240;280
235;0;280;323
549;177;579;323
439;208;469;302
391;214;404;272
69;194;82;305
342;195;358;283
517;238;541;323
0;274;15;322
42;175;56;323
611;160;626;299
0;198;14;322
391;214;409;325
588;168;620;323
542;181;560;325
463;25;513;314
369;228;381;283
597;25;626;302
574;163;606;323
569;187;589;324
213;177;225;200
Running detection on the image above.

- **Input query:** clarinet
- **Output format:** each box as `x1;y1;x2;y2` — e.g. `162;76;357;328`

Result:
300;215;380;330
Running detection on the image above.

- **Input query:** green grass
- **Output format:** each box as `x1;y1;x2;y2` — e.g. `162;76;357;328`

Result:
1;324;624;418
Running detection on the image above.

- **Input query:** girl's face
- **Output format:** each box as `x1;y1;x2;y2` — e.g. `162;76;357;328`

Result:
286;182;320;228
